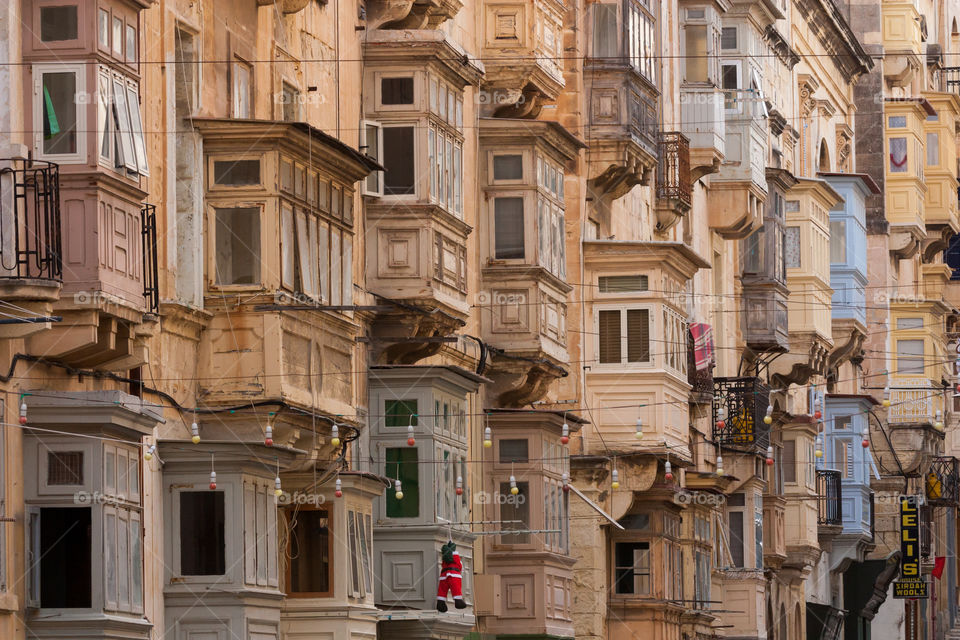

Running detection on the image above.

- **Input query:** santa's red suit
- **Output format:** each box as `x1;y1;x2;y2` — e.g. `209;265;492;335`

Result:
436;548;466;612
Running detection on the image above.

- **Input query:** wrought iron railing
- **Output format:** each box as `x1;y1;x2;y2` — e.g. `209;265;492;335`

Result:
140;204;159;313
656;131;691;208
937;66;960;93
926;456;960;506
712;377;769;451
816;469;843;526
0;158;61;281
869;491;876;542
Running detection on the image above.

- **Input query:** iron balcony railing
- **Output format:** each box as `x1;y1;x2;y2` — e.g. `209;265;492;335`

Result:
140;204;159;314
817;470;843;526
656;131;691;209
869;491;876;542
926;456;960;506
0;158;61;281
712;377;770;451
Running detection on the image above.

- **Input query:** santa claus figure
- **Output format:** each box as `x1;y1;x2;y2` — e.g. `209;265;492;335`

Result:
436;541;466;612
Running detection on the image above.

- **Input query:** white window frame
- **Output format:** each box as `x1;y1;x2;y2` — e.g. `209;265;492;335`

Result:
594;304;655;369
33;63;87;164
720;59;741;115
232;59;252;119
361;120;384;197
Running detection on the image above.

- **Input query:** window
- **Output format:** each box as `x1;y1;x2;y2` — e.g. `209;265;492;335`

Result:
499;439;529;463
536;155;566;278
685;25;708;82
281;82;300;122
494;155;524;181
214;160;260;186
896;317;924;330
721;26;737;50
362;122;383;195
35;507;92;607
179;492;225;575
41;5;78;42
113;17;123;57
626;0;657;84
743;228;762;273
382;126;416;196
834;440;853;479
386;448;419;518
499;481;530;544
830;219;846;264
232;60;252;118
592;4;618;58
721;62;739;111
614;542;650;594
927;132;939;166
385;399;417;427
494;197;525;259
126;24;137;64
39;68;80;157
889;137;907;173
754;497;763;568
728;509;744;567
599;275;648;293
104;505;142;612
125;84;148;174
48;451;83;485
834;415;852;430
597;308;650;364
785;226;801;268
214;207;261;285
888;116;907;128
381;77;414;105
897;339;925;374
98;9;109;48
287;508;331;595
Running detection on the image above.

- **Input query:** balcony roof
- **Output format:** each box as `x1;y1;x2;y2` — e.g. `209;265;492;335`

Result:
191;118;382;182
369;364;492;388
818;172;882;195
884;97;937;117
583;240;711;280
479;118;585;166
363;29;484;86
485;407;590;425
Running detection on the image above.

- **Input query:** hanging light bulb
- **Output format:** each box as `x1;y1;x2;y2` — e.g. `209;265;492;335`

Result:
716;406;726;430
209;470;217;490
407;424;416;447
716;455;724;476
664;460;673;481
144;444;156;461
265;424;274;447
562;472;570;493
483;426;492;448
764;404;773;425
862;425;870;448
456;475;463;496
934;410;944;432
766;445;774;466
335;478;343;498
331;424;341;447
509;475;519;495
274;476;283;497
882;386;891;408
611;469;620;489
635;418;643;440
191;422;201;444
815;434;823;459
394;479;404;500
813;397;822;420
19;402;27;425
561;422;570;445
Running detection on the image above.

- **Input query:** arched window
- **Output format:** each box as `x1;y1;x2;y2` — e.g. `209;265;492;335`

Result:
818;140;831;173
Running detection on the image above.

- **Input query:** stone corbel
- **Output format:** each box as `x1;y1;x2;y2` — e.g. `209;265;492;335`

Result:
369;0;461;29
258;0;311;12
827;323;866;378
770;337;831;389
492;87;545;119
485;357;567;408
372;310;465;364
836;124;853;173
922;227;954;263
890;229;922;260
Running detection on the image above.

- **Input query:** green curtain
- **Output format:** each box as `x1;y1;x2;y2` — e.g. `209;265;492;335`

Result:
43;85;61;139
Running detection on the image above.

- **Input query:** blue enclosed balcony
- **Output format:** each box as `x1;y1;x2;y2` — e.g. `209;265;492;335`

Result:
823;395;876;545
821;174;878;330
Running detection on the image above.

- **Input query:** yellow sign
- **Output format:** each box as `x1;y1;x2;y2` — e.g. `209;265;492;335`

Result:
893;580;928;599
900;496;921;579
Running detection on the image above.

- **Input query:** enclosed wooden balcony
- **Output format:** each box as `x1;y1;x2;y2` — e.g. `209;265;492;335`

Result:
654;132;692;231
885;98;934;259
920;93;960;260
881;0;923;87
0;157;62;338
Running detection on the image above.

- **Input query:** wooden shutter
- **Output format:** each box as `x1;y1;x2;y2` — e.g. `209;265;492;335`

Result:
626;309;650;362
598;310;621;363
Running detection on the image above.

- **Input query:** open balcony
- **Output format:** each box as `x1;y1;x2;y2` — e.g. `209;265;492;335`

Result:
654;132;692;231
817;469;843;529
926;456;960;506
712;377;769;453
0;157;62;338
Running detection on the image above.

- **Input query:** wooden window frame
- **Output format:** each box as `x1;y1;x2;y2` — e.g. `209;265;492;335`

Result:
284;505;334;598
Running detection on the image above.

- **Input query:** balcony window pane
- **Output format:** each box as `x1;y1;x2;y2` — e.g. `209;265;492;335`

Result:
897;317;923;330
742;228;762;273
721;63;738;110
113;17;123;57
386;448;419;518
598;310;622;363
42;71;78;155
835;441;852;479
896;339;925;374
125;85;148;174
383;127;416;195
599;275;648;293
214;159;260;186
888;116;907;128
830;220;846;264
382;77;414;105
112;79;137;171
494;197;525;259
130;516;142;609
385;399;417;427
126;24;137;63
728;510;744;567
785;227;801;268
754;504;763;569
494;155;523;181
41;6;78;42
889;137;908;173
613;542;650;594
685;26;708;82
498;439;529;463
592;4;618;58
287;509;331;594
927;132;939;166
499;481;530;544
232;61;251;118
179;492;225;575
364;124;381;193
626;309;650;362
214;207;260;285
721;27;737;50
99;9;109;47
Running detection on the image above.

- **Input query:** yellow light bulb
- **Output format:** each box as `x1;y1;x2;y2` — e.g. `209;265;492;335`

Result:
275;489;283;497
483;439;492;448
882;399;891;408
510;486;519;495
331;437;341;446
191;435;201;444
395;490;404;500
611;481;620;489
763;415;773;425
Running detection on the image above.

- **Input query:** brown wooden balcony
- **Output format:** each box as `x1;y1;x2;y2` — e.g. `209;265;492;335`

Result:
655;132;692;231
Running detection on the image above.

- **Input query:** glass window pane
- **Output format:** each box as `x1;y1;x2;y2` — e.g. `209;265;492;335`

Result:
897;339;925;374
113;17;123;57
927;132;939;166
499;481;530;544
126;85;148;174
494;197;525;259
386;448;419;518
42;72;78;155
41;6;78;41
130;516;142;609
126;24;137;63
494;155;523;181
685;25;708;82
889;137;908;173
179;492;225;575
592;4;618;58
288;509;331;593
112;79;136;170
98;9;110;47
626;309;650;362
830;220;846;264
785;227;801;268
383;127;416;195
381;77;414;105
729;510;744;567
498;439;529;463
214;207;260;285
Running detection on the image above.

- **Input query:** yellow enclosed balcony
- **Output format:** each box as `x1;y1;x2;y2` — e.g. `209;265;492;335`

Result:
920;93;960;258
885;98;933;259
882;0;923;87
886;302;950;430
